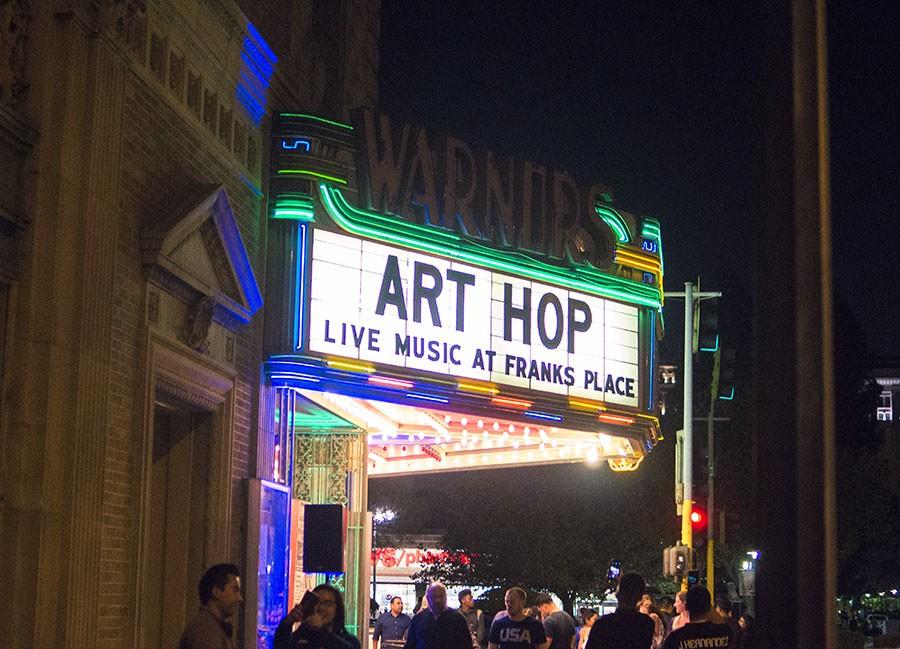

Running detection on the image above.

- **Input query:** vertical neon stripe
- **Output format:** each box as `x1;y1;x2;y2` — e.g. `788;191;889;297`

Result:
295;223;308;350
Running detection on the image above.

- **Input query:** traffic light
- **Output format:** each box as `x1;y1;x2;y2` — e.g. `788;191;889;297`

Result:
697;303;719;353
717;348;736;400
691;506;708;547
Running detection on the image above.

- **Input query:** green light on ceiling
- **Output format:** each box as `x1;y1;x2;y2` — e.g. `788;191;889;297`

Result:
319;184;662;309
278;113;354;130
291;408;355;431
595;203;632;244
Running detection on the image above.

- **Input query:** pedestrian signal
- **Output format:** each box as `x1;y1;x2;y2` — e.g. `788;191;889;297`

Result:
663;544;692;578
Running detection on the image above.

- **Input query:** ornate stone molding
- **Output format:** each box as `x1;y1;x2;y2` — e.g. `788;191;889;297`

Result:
140;183;262;329
293;433;361;505
155;374;220;412
106;0;146;59
179;294;216;352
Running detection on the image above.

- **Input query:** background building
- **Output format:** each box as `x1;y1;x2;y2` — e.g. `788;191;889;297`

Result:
0;2;379;648
873;355;900;492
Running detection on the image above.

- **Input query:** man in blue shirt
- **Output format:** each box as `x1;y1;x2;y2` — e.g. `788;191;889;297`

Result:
374;597;412;649
488;588;550;649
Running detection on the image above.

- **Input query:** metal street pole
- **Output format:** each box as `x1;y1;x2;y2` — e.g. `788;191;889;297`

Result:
682;282;694;563
666;283;721;589
371;525;377;603
706;348;720;599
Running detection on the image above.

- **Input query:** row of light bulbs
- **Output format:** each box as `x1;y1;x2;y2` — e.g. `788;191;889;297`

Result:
369;444;601;470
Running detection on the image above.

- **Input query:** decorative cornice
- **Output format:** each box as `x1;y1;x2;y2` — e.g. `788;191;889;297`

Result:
140;183;262;326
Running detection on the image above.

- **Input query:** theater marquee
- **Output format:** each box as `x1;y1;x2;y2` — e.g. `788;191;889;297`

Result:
265;111;665;476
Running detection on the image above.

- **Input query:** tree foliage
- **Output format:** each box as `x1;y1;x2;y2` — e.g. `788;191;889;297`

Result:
370;457;679;612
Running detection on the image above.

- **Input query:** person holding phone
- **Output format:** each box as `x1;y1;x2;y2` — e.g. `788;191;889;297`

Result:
275;584;361;649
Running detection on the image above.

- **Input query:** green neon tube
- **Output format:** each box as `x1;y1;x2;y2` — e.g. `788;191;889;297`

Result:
595;204;632;244
319;185;662;309
278;113;354;130
278;169;348;185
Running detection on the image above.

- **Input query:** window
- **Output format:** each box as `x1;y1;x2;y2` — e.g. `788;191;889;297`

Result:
877;391;893;421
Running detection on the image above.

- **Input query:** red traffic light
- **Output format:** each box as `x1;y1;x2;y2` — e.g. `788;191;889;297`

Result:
690;509;707;529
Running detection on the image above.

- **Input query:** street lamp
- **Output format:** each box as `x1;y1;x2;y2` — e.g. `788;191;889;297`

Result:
372;508;396;607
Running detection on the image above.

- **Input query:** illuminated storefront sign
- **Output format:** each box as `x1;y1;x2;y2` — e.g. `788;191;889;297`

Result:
372;548;471;578
308;229;640;408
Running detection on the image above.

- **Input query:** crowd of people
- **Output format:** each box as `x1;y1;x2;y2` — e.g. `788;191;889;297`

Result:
175;564;756;649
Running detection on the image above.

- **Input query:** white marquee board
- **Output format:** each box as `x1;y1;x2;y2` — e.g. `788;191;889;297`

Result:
306;230;641;407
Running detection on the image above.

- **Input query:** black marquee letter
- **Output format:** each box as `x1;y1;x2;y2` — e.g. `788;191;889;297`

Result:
375;255;407;320
503;283;532;344
567;298;592;353
446;269;475;331
413;262;443;326
537;293;564;349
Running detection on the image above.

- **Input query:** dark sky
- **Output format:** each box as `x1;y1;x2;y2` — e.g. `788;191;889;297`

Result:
376;1;900;358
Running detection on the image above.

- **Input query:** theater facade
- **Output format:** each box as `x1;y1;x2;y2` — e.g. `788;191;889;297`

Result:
252;110;665;644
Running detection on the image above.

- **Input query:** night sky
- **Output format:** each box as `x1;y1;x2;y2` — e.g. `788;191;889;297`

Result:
376;1;900;358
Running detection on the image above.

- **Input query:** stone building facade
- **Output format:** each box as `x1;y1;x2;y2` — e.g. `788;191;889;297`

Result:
0;1;379;648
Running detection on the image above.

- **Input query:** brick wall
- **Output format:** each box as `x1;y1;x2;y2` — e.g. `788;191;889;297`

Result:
2;0;381;644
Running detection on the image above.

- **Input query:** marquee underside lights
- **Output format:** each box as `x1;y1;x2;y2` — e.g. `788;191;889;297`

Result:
265;357;656;443
289;388;644;477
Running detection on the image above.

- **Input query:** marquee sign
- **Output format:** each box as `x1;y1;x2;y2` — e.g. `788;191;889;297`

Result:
308;229;640;407
267;113;664;462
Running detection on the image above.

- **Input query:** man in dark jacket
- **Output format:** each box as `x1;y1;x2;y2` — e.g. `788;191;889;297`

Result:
404;583;473;649
178;563;243;649
584;573;654;649
458;589;486;649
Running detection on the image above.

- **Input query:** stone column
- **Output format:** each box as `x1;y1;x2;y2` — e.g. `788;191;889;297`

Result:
0;5;126;648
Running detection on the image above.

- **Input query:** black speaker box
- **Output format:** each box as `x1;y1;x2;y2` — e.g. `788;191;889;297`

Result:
302;504;344;573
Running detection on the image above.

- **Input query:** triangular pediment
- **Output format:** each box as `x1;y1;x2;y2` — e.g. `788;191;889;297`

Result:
141;184;262;324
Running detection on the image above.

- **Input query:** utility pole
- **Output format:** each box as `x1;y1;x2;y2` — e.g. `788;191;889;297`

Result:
682;282;694;561
666;282;721;588
706;348;720;598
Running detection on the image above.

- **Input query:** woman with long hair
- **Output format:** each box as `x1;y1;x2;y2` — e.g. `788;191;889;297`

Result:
637;594;664;649
668;591;689;634
274;583;361;649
